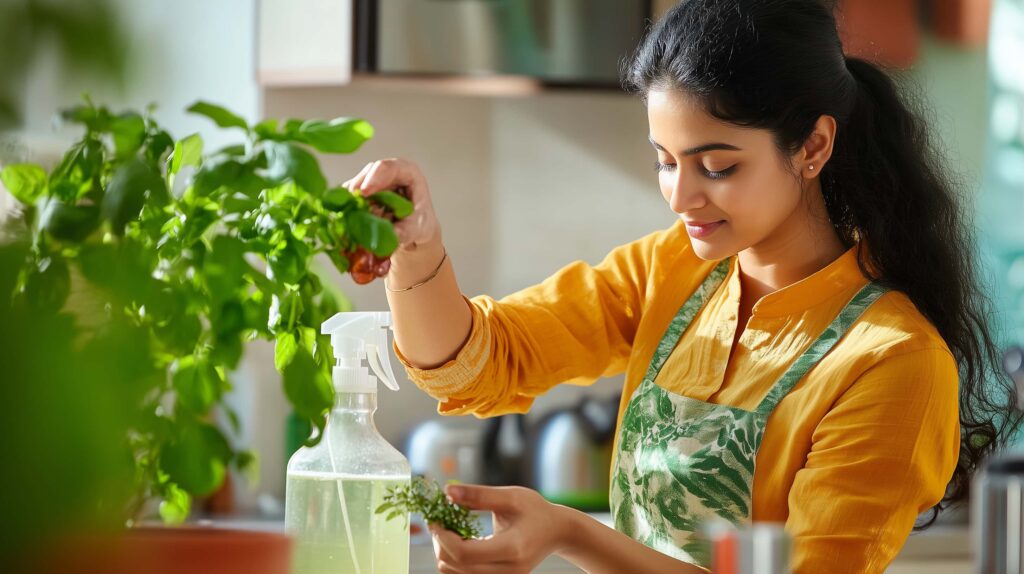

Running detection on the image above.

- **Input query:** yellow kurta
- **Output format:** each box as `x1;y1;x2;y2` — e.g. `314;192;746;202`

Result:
395;219;960;573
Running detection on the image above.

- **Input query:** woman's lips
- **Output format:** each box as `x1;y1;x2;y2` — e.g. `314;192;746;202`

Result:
684;220;726;239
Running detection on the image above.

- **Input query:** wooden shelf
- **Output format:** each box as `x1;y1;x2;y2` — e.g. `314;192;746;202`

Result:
259;72;630;98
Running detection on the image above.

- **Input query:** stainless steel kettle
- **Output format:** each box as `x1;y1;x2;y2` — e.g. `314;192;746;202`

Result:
527;394;620;511
975;451;1024;573
973;346;1024;573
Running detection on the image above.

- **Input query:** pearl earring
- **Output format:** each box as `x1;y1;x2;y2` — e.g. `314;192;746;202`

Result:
809;165;815;171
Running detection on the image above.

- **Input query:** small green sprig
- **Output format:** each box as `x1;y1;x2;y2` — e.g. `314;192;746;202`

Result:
376;476;482;540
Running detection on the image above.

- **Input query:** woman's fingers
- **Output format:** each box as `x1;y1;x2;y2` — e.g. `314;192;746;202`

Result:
342;161;375;192
430;524;516;565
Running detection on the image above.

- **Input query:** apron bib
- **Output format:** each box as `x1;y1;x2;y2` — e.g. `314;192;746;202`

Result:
609;259;888;568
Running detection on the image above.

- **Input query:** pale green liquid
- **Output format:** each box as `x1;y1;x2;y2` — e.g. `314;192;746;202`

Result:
285;472;410;574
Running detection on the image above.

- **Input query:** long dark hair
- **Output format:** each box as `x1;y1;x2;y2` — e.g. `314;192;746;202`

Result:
624;0;1021;525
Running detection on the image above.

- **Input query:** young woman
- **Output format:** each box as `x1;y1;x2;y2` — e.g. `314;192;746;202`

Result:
343;1;1019;572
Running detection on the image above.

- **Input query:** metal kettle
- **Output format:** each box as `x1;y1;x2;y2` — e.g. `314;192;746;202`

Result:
526;394;620;511
974;346;1024;573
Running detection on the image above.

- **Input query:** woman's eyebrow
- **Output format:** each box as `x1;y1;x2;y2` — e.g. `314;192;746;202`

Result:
648;136;742;156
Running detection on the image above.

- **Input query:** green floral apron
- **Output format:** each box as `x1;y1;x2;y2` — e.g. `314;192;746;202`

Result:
609;259;888;568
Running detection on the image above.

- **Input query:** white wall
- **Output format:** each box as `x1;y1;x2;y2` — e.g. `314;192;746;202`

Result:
16;0;258;157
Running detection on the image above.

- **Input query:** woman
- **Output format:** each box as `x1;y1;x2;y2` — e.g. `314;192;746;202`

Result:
344;1;1019;572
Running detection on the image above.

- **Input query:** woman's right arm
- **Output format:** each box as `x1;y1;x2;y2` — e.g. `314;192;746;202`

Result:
343;158;473;370
345;158;676;417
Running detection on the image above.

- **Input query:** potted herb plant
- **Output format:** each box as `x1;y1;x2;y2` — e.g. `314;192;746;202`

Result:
0;98;411;573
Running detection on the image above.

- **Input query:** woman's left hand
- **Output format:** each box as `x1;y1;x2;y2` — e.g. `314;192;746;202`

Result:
429;484;572;574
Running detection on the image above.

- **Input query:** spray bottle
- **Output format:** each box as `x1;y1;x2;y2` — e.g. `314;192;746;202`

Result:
284;311;411;574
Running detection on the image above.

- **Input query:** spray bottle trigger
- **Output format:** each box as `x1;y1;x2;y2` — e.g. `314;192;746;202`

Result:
366;327;400;391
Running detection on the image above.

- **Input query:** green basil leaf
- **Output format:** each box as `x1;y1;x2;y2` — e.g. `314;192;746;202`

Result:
186;101;248;131
1;164;47;204
159;423;232;496
110;112;146;158
345;210;398;257
169;133;203;175
192;155;244;196
323;186;356;211
268;236;310;286
275;331;298;372
298;118;374;154
172;355;222;414
253;119;279;140
263;141;326;195
39;198;101;242
102;158;168;234
282;348;333;444
158;483;192;525
368;189;413;219
204;235;248;300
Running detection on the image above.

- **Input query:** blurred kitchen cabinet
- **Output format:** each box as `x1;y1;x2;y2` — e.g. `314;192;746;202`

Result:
257;0;352;86
931;0;993;46
837;0;920;68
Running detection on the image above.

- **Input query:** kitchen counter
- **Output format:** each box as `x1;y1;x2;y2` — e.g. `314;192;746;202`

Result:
206;514;972;573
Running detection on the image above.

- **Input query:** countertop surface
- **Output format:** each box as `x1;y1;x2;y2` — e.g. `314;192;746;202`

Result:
203;513;972;573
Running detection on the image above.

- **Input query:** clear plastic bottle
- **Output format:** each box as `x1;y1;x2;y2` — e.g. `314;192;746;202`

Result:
285;311;411;574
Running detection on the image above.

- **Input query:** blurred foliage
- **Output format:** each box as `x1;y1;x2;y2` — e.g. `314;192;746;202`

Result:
0;240;145;571
0;97;411;552
0;0;128;129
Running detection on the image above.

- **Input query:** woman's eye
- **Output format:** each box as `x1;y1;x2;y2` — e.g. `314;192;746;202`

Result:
702;165;737;180
654;161;676;172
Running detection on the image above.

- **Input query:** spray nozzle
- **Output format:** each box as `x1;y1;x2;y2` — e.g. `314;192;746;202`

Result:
321;311;400;393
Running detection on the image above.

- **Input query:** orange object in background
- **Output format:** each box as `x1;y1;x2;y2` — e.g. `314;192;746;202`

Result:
931;0;992;47
836;0;920;68
27;527;291;574
712;531;738;574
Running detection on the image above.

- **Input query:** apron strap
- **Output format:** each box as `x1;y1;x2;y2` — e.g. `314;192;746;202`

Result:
644;258;731;382
755;282;890;416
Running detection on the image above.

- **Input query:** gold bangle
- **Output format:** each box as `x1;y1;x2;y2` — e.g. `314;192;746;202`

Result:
384;249;448;293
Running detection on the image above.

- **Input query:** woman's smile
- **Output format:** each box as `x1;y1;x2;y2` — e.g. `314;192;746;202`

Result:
682;219;726;239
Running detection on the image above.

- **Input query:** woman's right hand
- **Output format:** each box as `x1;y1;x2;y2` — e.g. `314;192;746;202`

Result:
343;158;443;253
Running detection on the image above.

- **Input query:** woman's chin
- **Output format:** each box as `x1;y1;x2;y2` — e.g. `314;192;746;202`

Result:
687;236;738;261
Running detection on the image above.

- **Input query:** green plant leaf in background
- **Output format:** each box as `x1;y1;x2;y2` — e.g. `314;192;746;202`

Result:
264;141;327;195
110;112;146;159
298;118;374;154
158;483;192;526
23;256;70;312
275;331;299;372
169;133;203;175
160;423;233;496
172;356;224;414
0;164;47;204
187;101;249;131
38;198;101;242
283;348;333;445
102;158;167;233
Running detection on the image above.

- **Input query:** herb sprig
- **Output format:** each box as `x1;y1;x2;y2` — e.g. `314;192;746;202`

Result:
376;476;483;540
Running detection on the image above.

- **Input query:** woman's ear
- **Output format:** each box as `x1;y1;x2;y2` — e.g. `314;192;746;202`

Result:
800;115;837;179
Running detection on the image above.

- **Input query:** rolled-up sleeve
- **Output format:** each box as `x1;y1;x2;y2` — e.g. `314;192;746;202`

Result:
393;226;672;418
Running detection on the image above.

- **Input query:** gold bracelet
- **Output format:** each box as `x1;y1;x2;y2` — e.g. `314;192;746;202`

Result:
384;249;448;293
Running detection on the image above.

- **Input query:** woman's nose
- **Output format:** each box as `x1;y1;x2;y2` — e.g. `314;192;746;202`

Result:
666;174;707;214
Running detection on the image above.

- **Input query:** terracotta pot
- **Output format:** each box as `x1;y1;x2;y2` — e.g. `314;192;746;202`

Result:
931;0;992;46
29;526;291;574
835;0;921;68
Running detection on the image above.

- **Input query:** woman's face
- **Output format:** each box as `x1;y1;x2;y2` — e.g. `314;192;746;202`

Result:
647;88;805;261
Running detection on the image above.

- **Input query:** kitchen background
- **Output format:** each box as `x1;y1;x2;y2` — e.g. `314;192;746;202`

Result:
2;0;1022;572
